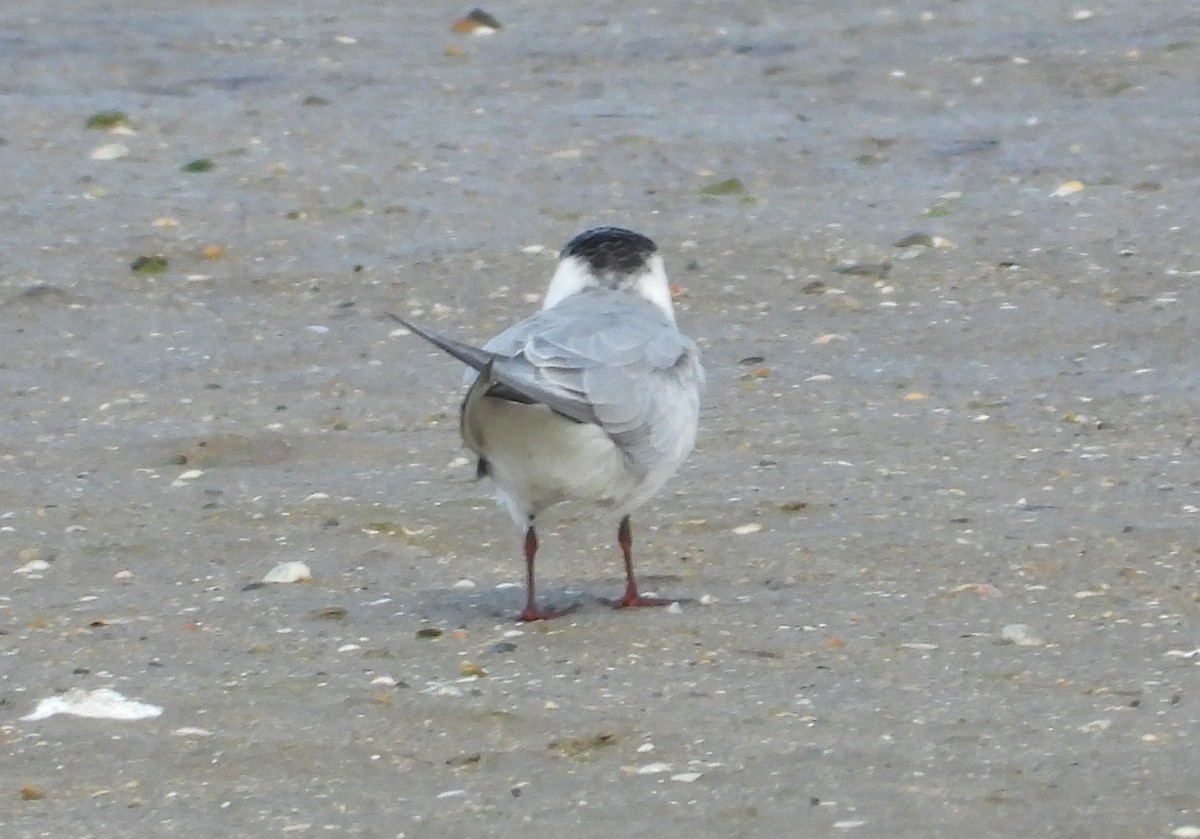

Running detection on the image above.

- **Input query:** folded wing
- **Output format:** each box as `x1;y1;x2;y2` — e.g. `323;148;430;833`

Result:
396;290;704;478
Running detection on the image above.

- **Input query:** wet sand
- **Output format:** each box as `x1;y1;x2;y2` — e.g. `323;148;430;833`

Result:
2;1;1199;836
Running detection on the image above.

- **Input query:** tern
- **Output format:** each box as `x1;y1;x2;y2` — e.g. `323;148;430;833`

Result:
394;227;704;621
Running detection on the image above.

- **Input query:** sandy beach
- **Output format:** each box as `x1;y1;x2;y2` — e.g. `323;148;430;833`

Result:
2;2;1198;836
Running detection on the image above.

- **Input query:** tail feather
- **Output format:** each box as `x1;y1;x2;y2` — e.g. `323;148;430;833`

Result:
391;313;596;426
390;314;496;373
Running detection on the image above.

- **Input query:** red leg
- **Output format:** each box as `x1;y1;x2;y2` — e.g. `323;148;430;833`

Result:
614;515;673;609
518;525;577;622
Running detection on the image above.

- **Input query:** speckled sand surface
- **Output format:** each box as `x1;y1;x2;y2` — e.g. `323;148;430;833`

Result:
2;2;1199;837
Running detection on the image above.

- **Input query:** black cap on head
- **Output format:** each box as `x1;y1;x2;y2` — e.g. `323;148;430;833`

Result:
561;227;657;275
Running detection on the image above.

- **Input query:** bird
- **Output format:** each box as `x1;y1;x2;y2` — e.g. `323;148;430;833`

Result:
392;226;704;621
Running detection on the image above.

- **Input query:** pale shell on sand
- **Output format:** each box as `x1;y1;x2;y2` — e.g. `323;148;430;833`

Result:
264;561;312;583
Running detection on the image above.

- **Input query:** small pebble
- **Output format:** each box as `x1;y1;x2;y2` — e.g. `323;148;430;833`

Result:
1000;624;1044;646
732;523;762;535
432;684;463;698
1051;180;1085;197
14;559;51;575
1171;828;1200;839
452;578;477;589
173;727;214;737
895;233;934;248
263;561;312;583
171;468;205;488
1165;648;1200;659
947;582;1002;598
636;762;672;775
671;772;703;783
452;9;501;35
89;143;129;160
637;743;655;753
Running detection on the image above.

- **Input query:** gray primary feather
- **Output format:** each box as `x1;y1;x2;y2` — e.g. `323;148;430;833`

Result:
395;288;703;479
391;314;494;374
390;315;539;409
392;313;599;424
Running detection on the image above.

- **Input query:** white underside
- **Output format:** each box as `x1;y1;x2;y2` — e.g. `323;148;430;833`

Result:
465;397;682;527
